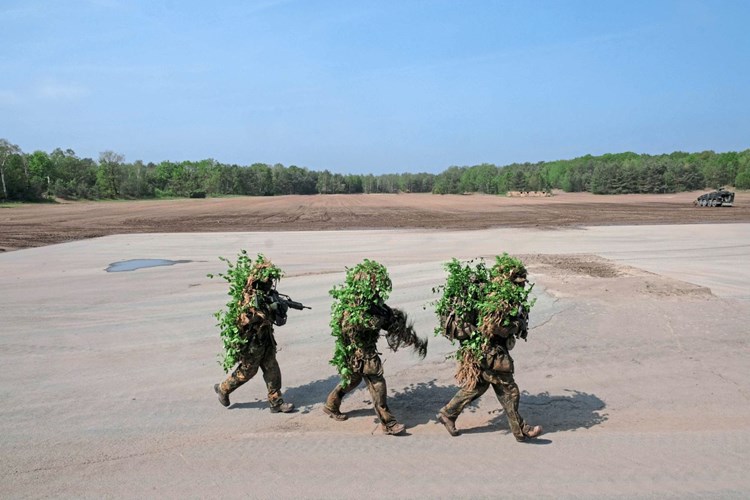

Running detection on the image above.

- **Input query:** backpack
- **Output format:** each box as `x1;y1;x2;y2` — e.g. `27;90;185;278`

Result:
442;310;476;342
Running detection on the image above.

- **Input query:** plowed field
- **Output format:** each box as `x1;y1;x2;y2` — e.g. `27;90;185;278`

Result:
1;190;748;251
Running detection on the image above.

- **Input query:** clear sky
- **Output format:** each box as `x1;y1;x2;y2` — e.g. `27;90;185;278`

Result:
1;1;749;174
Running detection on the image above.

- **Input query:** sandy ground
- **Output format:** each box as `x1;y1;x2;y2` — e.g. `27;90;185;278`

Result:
1;195;750;498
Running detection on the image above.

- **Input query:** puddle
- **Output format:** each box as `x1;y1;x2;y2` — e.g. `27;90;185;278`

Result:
106;259;192;272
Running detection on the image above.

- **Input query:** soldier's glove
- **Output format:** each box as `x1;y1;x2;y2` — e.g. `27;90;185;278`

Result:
269;301;288;326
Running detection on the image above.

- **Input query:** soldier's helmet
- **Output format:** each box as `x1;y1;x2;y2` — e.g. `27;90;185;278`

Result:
247;255;283;292
491;253;527;286
346;259;392;303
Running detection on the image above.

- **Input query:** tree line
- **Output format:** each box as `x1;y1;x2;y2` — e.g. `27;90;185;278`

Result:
433;150;750;195
1;138;748;202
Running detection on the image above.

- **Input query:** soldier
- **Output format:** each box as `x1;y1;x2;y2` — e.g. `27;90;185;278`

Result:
213;254;296;413
435;254;542;442
323;259;427;435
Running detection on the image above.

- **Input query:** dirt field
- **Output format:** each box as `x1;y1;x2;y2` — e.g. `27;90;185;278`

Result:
2;190;749;251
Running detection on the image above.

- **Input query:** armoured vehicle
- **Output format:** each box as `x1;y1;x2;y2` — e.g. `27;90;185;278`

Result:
695;188;735;207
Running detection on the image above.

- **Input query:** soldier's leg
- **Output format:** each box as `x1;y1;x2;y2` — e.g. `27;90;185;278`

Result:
324;372;363;420
215;358;260;407
259;348;294;413
360;355;403;435
362;373;403;434
491;373;542;441
440;379;490;419
437;379;490;436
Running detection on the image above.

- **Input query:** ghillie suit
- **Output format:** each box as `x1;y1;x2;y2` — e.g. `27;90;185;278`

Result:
210;251;298;413
324;259;428;435
434;254;542;442
384;308;428;358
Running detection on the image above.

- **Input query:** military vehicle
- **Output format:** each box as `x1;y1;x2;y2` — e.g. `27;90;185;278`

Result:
695;188;735;207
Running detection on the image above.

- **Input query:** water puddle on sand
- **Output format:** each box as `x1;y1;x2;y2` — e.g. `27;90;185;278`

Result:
105;259;192;272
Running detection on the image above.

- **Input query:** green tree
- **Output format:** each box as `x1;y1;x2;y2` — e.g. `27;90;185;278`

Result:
48;148;96;199
343;174;363;194
0;139;23;200
216;164;241;195
96;151;124;198
509;168;527;191
590;163;611;194
120;160;155;198
247;163;273;195
733;150;750;189
433;166;464;194
316;169;334;194
27;150;55;197
287;165;318;194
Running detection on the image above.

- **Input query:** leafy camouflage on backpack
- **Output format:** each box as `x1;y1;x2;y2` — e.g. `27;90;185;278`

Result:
433;253;535;388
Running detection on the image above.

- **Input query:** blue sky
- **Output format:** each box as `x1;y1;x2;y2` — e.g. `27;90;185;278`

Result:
1;1;748;174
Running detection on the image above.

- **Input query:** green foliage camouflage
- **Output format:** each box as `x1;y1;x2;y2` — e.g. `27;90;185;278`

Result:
208;250;283;372
479;253;535;332
433;254;535;387
328;259;392;384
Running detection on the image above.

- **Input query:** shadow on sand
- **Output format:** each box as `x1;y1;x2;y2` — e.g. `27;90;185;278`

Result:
280;375;342;414
228;399;267;411
228;375;342;412
283;375;412;420
388;380;608;436
388;379;460;427
517;389;608;433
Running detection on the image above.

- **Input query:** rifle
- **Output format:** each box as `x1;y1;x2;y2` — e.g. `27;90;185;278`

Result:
269;290;310;311
266;289;310;326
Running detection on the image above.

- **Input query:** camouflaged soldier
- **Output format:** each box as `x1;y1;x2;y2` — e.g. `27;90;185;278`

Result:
435;255;542;442
323;259;427;435
213;255;295;413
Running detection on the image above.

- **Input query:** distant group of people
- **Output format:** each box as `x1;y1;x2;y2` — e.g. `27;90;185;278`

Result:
213;254;542;441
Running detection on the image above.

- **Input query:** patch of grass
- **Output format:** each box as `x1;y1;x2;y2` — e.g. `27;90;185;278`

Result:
0;198;59;207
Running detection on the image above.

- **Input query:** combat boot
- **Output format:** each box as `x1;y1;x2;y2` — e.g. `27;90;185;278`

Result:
437;411;459;437
516;424;543;442
323;406;348;421
270;401;295;413
214;384;230;408
383;422;406;435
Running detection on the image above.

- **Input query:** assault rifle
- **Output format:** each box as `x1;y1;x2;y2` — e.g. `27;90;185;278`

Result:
269;290;310;311
266;289;310;326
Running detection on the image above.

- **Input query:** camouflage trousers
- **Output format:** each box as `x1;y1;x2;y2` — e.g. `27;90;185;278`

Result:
218;337;286;409
441;370;533;441
325;353;398;428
